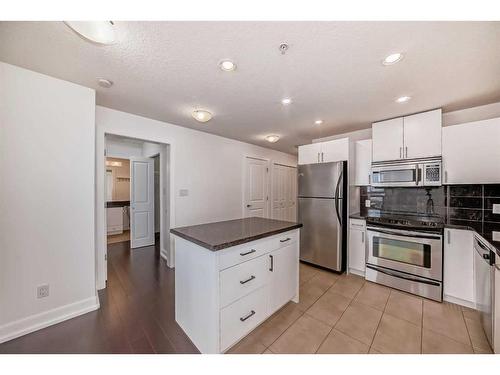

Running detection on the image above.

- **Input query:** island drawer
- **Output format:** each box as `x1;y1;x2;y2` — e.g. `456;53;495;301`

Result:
219;254;270;308
218;239;272;270
267;230;298;251
220;285;268;352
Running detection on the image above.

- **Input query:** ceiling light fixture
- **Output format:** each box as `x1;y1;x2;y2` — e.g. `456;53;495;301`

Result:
281;98;292;105
382;53;404;66
314;120;323;125
266;135;280;143
97;78;113;88
395;96;411;103
64;21;116;45
192;109;213;123
219;60;236;72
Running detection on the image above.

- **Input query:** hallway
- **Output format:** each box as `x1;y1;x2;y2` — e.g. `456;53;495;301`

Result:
0;242;198;354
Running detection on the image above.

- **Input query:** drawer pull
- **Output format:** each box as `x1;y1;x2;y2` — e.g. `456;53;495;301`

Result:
280;238;291;243
239;275;256;284
269;254;274;272
240;310;256;322
240;249;257;256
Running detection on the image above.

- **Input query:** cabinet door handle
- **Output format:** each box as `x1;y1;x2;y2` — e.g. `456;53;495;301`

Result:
445;170;448;183
362;232;365;243
240;310;256;322
321;152;324;162
399;147;402;159
405;146;408;158
447;230;451;245
269;254;274;271
317;153;320;163
280;238;291;243
240;275;256;284
240;249;256;256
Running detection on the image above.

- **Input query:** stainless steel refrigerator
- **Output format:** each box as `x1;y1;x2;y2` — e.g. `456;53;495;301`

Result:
298;161;347;272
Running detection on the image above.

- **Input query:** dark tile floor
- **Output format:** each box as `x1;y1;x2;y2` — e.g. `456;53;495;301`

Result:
0;241;199;354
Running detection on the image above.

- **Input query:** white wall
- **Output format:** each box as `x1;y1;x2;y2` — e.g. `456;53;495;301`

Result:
95;106;297;288
106;138;143;158
0;62;98;343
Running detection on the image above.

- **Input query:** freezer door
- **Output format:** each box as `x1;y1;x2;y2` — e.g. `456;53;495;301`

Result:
298;197;341;271
298;162;341;198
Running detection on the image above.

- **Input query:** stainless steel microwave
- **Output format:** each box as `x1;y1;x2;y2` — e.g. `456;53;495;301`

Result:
371;159;442;187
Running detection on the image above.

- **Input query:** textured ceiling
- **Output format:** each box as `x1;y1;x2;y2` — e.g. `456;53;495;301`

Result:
1;21;500;154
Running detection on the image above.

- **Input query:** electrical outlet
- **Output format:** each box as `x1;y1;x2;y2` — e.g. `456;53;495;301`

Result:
493;204;500;214
37;284;49;299
365;199;371;208
493;231;500;242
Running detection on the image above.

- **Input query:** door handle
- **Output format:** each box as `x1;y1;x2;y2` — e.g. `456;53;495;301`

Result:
447;230;451;245
240;275;256;284
399;147;402;159
246;204;252;207
317;153;320;163
240;249;256;256
279;238;291;243
362;231;365;243
240;310;256;322
269;254;274;271
405;146;408;158
321;152;324;162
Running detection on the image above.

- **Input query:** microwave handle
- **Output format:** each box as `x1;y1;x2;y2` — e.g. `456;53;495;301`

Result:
415;166;421;185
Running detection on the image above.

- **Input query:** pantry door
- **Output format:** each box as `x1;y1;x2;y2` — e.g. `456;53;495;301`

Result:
272;164;297;221
130;157;155;248
243;157;269;218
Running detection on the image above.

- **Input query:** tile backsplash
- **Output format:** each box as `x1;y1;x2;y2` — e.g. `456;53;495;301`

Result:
360;184;500;241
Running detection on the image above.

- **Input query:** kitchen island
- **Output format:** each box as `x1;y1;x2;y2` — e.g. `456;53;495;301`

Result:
170;217;302;353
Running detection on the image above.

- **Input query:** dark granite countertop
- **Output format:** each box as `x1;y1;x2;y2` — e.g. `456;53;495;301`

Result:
106;201;130;208
170;217;303;251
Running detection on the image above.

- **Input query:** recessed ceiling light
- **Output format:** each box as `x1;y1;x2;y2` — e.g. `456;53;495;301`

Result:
64;21;116;45
219;60;236;72
281;98;292;105
395;96;411;103
314;120;323;125
266;135;280;143
97;78;113;88
192;109;213;123
382;53;404;66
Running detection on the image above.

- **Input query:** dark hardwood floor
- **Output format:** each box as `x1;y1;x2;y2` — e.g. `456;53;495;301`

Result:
0;240;199;354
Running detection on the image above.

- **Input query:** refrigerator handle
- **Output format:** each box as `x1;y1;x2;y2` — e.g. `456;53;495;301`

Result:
334;169;343;226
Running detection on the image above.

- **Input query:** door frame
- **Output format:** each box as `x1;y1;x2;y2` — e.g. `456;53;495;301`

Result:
242;155;271;218
97;132;174;290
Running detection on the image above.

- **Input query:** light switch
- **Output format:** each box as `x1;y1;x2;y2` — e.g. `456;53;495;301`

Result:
365;199;371;208
179;189;189;197
493;204;500;214
493;231;500;242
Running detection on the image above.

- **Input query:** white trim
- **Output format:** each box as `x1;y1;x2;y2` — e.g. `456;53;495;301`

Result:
348;268;366;278
443;294;476;309
0;296;100;344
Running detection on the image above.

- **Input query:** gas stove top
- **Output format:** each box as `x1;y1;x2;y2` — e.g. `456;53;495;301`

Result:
365;213;444;231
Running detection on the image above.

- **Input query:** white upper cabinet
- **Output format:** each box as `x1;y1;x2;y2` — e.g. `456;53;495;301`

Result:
403;109;442;159
354;139;372;186
372;109;442;163
372;117;404;162
298;138;348;165
298;143;321;165
442;117;500;184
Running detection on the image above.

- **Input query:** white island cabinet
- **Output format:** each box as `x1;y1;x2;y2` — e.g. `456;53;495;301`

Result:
171;217;301;353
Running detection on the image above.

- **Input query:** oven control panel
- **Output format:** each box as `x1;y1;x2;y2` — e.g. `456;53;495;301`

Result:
423;163;441;186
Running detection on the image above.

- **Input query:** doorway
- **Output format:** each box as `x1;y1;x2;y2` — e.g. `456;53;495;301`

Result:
103;134;170;286
243;156;270;218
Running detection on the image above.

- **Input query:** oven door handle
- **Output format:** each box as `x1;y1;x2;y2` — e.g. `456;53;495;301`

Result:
367;227;441;240
366;264;441;286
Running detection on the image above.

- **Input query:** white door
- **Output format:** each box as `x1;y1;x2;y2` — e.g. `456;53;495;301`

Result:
244;157;269;218
320;138;349;163
403;109;442;159
269;244;299;313
443;228;475;306
286;167;297;221
130;157;155;248
348;219;366;275
272;164;297;221
372;117;404;162
298;143;321;165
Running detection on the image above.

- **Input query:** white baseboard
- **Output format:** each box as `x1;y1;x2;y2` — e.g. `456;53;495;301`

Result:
0;295;100;344
443;294;476;309
348;268;366;278
161;248;174;268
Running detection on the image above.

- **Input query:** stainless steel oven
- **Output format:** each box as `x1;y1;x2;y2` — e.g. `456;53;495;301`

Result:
365;225;443;301
371;159;441;187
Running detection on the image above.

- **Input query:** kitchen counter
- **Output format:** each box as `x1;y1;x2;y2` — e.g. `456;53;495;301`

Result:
170;217;302;251
106;200;130;208
349;212;366;220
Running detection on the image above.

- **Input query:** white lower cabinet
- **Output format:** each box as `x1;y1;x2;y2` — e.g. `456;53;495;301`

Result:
174;229;300;353
443;228;475;307
348;219;366;276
